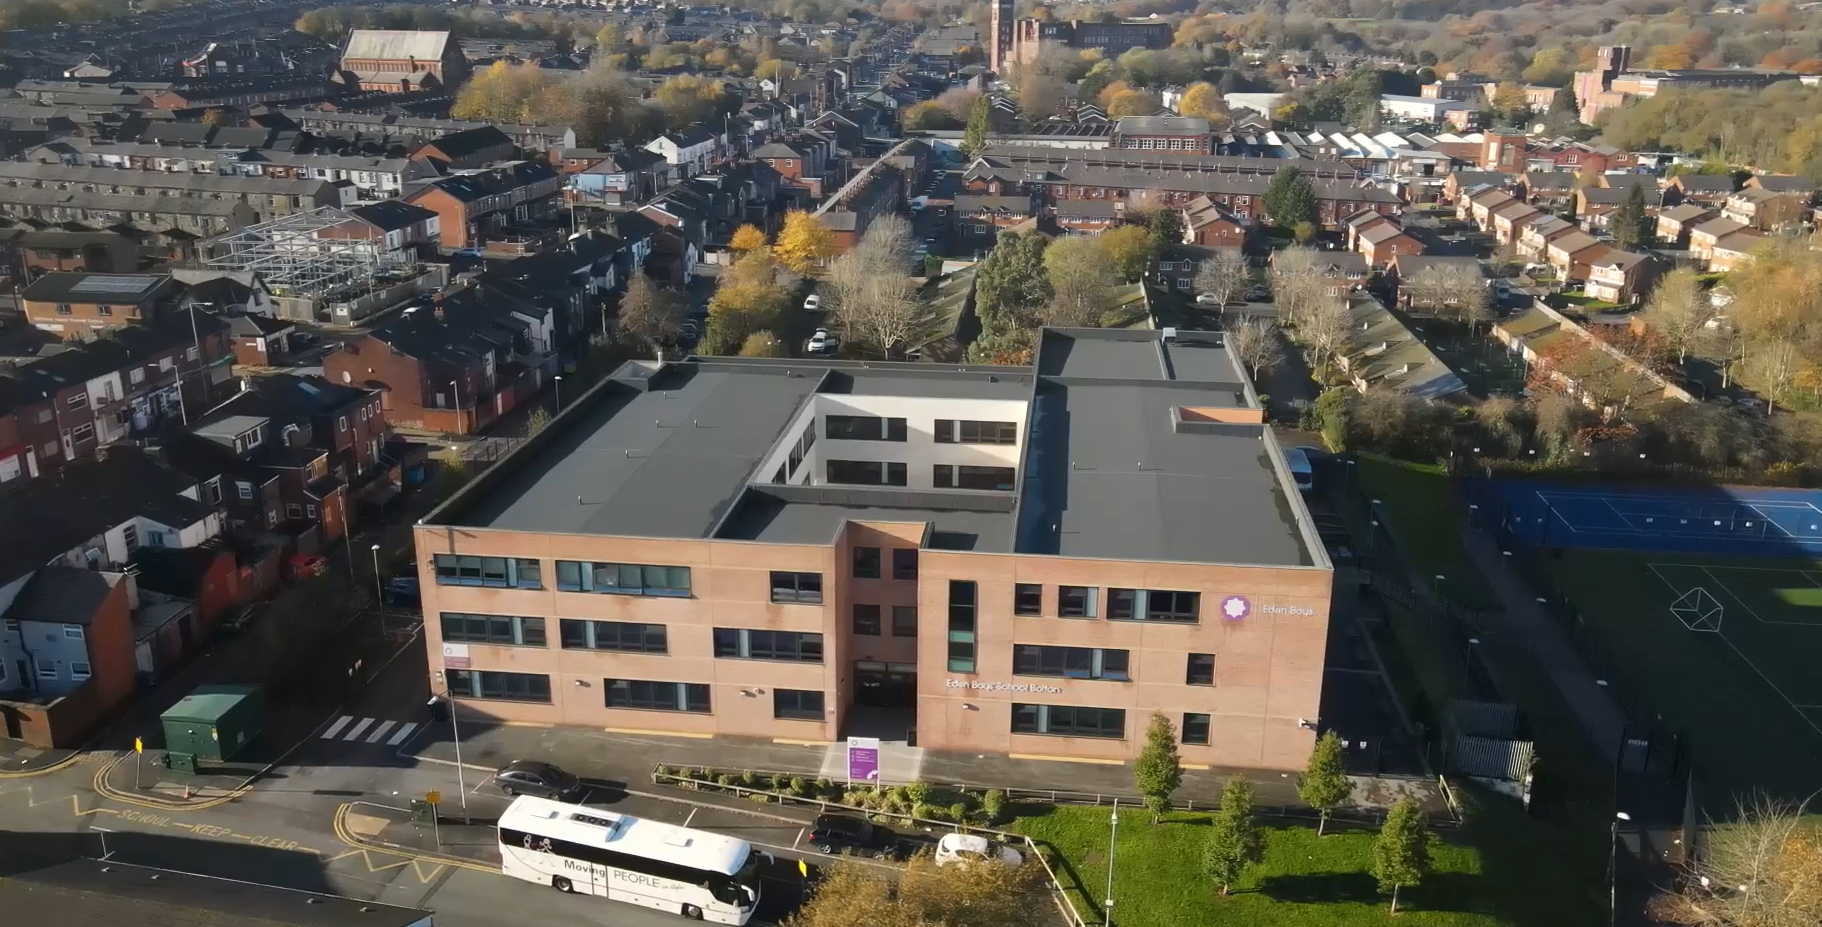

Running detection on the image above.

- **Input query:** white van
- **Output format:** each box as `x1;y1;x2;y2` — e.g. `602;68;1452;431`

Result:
1284;447;1314;492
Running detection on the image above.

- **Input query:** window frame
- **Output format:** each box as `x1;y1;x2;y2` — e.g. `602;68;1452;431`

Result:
769;571;824;604
851;546;880;580
553;560;692;598
1186;653;1215;686
824;414;907;442
1011;703;1127;739
852;603;882;636
891;548;918;580
1013;644;1130;681
605;678;711;713
448;669;552;703
439;612;547;647
1014;583;1043;616
558;618;668;654
1058;585;1098;619
1182;712;1211;745
712;628;825;663
891;604;918;637
772;688;825;721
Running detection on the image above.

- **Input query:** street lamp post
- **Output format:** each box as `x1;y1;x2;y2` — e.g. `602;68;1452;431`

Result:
1609;810;1632;927
1104;799;1119;926
449;378;463;433
434;685;471;824
371;544;384;608
554;375;563;411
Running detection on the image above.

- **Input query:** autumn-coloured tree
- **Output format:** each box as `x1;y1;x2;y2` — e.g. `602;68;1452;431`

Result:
785;856;1051;927
1658;794;1822;927
728;224;767;253
1107;89;1159;118
772;211;834;274
901;100;958;130
1176;81;1229;124
704;252;787;354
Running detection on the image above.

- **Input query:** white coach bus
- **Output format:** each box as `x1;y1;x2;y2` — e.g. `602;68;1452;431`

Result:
497;795;765;923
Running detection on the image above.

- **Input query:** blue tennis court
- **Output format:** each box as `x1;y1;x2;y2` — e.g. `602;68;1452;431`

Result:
1488;482;1822;556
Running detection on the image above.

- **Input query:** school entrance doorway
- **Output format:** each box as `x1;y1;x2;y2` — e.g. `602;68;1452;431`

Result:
854;661;916;708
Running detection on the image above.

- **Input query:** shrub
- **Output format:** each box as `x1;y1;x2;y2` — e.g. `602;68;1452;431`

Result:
789;776;808;796
740;770;761;788
815;777;834;794
716;773;736;787
905;781;932;806
948;802;969;823
748;793;772;803
911;801;935;821
1764;460;1805;486
653;764;673;780
980;789;1006;823
768;774;787;791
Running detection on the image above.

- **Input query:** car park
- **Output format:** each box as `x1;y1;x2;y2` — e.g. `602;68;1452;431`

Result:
807;813;897;858
493;760;584;801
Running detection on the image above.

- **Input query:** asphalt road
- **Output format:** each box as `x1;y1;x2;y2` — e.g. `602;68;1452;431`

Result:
0;652;839;927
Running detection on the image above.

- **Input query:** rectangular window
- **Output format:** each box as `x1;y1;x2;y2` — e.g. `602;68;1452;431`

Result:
71;661;93;680
769;571;823;604
38;662;58;680
447;669;551;703
606;678;710;713
1014;583;1043;616
891;605;918;637
439;613;546;647
237;482;253;500
891;548;918;580
1013;644;1130;680
773;688;825;720
63;624;85;640
1187;653;1215;686
712;628;824;662
558;619;667;654
825;459;907;486
120;525;138;553
933;464;1016;491
934;419;1019;445
851;546;880;579
1148;590;1201;622
948;580;977;672
1058;586;1098;619
1109;588;1136;620
1182;712;1211;745
67;393;87;409
824;414;907;442
552;560;691;597
1011;703;1127;739
853;603;881;635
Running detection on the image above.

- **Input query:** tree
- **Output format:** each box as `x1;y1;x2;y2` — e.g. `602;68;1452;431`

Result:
902;100;959;130
526;408;550;434
1150;206;1184;252
1202;775;1263;897
1373;797;1431;914
654;74;730;130
1177;81;1229;124
1642;267;1715;365
1300;296;1353;376
961;95;991;158
975;232;1052;319
738;331;786;357
1268;245;1326;329
936;87;981;125
1661;794;1822;927
1610;182;1650;252
705;252;788;354
1100;224;1156;283
1044;237;1117;328
616;274;689;351
1133;712;1183;822
1194;253;1249;310
773;211;834;274
728;224;767;253
593;22;621;49
1297;730;1351;836
1262;166;1316;229
1106;89;1158;118
1228;317;1284;380
786;856;1051;927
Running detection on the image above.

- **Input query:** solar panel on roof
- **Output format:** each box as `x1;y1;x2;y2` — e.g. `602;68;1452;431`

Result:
69;274;157;295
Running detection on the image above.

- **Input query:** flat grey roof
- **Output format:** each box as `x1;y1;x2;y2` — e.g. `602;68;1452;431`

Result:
718;496;1014;551
433;339;1316;568
454;364;820;538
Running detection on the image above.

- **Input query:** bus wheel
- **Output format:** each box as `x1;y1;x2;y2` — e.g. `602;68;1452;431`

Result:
552;877;573;893
682;904;703;920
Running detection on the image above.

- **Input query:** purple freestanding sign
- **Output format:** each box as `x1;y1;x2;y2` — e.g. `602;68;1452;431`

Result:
846;736;880;784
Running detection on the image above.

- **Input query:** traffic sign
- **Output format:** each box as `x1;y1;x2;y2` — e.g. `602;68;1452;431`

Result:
132;737;143;754
425;790;441;805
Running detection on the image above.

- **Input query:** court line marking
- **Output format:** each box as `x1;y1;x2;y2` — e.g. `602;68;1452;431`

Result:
1645;564;1822;739
1646;562;1822;626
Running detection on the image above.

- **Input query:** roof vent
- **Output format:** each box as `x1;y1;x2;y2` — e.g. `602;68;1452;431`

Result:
1161;327;1178;342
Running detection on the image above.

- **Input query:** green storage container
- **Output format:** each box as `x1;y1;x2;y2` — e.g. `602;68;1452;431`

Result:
159;684;265;764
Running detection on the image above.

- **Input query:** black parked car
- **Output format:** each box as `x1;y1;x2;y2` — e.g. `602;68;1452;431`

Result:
493;760;584;801
807;813;897;858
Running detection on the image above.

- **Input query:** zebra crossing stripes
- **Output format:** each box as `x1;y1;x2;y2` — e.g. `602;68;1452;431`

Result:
321;716;420;746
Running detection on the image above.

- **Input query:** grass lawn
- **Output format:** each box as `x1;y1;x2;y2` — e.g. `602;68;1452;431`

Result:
1558;292;1618;312
1014;795;1603;927
1355;455;1499;610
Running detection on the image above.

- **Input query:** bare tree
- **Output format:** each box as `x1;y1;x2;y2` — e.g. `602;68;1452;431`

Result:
616;274;687;353
1268;246;1326;329
1300;296;1354;375
1400;266;1453;315
826;216;925;356
859;214;913;274
1194;252;1250;311
855;275;935;358
1660;794;1822;927
1227;317;1285;381
1043;237;1116;328
1642;267;1716;365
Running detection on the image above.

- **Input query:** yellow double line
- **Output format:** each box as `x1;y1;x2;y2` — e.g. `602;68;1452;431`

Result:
331;803;498;874
0;751;82;779
90;751;252;811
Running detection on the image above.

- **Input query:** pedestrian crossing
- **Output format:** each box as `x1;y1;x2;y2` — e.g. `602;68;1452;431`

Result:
321;715;420;746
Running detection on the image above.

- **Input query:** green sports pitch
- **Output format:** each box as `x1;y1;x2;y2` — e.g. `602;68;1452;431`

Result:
1549;549;1822;805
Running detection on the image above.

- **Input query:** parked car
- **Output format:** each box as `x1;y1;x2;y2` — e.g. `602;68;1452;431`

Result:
934;833;1024;867
493;760;584;801
803;294;821;311
1245;284;1272;302
1195;293;1223;306
287;554;327;580
1283;446;1314;493
217;605;259;636
805;328;835;355
383;577;420;609
807;813;897;857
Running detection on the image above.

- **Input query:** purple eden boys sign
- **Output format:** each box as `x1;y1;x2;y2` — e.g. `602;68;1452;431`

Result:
846;736;880;784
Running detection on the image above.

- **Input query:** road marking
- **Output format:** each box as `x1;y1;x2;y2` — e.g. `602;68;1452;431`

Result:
683;807;697;827
365;721;396;744
343;718;375;741
386;722;418;746
343;811;390;837
322;716;354;739
792;827;805;849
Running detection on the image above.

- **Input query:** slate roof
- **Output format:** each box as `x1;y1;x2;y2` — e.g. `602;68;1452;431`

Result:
0;448;214;585
3;566;120;625
342;30;454;63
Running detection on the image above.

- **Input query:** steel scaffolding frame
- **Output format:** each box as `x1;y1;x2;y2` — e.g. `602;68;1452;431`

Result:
200;206;418;299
